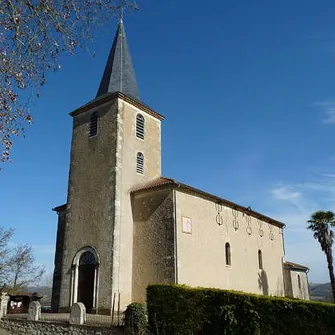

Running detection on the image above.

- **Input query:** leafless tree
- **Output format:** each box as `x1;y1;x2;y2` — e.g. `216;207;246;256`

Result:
0;0;138;166
0;227;46;293
5;244;45;293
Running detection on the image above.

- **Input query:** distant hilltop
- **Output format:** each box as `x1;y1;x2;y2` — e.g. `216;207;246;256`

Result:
310;283;332;302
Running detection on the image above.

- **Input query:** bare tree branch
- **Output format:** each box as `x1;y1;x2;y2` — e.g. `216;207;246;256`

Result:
0;0;139;166
0;227;46;293
5;244;45;291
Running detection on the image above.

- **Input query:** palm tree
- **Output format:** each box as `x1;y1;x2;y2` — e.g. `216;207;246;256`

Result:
307;211;335;302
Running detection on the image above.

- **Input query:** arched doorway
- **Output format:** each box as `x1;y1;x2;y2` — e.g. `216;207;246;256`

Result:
78;251;96;312
71;247;99;313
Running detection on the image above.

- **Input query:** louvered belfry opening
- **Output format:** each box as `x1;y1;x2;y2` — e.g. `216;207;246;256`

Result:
136;152;144;174
88;112;98;137
136;114;145;139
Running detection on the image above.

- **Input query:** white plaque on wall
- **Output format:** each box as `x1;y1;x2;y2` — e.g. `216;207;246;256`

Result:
182;216;192;234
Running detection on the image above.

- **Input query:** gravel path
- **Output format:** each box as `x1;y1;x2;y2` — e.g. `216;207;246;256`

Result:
0;329;11;335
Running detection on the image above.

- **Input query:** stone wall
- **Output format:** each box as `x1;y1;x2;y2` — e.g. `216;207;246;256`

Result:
115;99;162;310
290;269;309;300
1;319;123;335
59;99;119;311
57;94;163;312
283;265;310;300
283;265;293;297
52;207;66;312
132;188;175;302
175;189;286;296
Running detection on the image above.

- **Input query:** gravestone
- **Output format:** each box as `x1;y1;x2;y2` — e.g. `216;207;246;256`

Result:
28;301;41;321
69;302;86;325
0;292;9;319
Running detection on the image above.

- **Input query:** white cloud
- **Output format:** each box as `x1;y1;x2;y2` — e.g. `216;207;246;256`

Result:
270;184;314;214
314;100;335;124
271;187;301;201
271;180;335;213
267;178;335;282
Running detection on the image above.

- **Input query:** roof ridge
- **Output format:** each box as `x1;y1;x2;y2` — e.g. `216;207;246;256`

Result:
130;176;285;228
284;261;309;270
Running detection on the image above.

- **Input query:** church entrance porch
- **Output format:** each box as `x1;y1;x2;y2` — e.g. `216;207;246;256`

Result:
70;247;99;313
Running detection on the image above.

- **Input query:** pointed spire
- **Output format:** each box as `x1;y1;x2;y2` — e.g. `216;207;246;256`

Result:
96;20;140;99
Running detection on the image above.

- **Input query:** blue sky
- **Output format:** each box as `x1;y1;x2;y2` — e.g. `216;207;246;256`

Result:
1;0;335;284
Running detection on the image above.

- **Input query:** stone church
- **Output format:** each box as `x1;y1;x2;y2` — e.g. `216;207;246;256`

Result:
51;20;310;314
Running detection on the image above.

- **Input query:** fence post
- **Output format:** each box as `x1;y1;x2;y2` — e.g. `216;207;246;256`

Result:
0;292;9;319
28;301;41;321
69;302;86;325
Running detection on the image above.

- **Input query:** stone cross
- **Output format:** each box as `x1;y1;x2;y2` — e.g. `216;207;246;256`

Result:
28;301;41;321
69;302;86;325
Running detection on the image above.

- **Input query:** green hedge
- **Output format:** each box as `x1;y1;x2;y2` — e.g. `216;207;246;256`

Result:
147;284;335;335
124;302;148;335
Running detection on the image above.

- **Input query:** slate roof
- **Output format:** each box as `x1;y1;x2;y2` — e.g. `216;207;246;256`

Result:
130;177;285;228
96;19;139;99
284;261;309;271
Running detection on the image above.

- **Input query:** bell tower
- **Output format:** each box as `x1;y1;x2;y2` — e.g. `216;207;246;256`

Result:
52;19;164;313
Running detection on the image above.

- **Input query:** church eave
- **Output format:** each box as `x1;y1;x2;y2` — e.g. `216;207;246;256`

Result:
52;204;67;213
70;92;164;121
130;177;285;228
284;261;309;272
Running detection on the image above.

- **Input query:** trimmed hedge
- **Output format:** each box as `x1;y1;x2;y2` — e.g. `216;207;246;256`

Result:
147;284;335;335
124;302;148;335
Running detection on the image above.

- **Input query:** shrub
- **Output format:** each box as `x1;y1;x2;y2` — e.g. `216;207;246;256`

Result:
124;302;147;335
147;285;335;335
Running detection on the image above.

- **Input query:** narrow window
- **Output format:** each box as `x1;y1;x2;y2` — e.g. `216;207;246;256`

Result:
88;112;98;137
136;152;144;174
258;250;263;270
136;114;145;139
298;274;301;290
225;243;231;266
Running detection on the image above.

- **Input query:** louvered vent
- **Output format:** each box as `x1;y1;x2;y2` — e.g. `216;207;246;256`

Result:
136;152;144;174
136;114;145;139
88;112;98;137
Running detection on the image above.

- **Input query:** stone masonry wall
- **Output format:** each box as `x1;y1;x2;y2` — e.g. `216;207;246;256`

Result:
115;99;162;309
52;208;66;312
132;188;175;303
1;319;123;335
283;266;293;298
59;99;118;311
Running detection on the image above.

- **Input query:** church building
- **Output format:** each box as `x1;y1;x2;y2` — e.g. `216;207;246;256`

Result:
51;20;310;314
